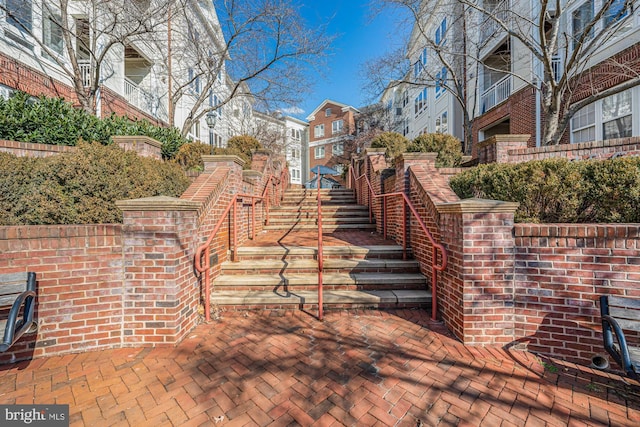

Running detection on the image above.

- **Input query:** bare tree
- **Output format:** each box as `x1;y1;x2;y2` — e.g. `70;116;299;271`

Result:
368;0;638;147
365;0;479;154
165;0;333;138
464;0;639;146
1;0;172;115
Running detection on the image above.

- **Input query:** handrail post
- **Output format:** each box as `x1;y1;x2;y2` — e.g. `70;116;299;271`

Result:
251;197;256;240
383;196;387;240
402;200;407;261
317;172;323;321
204;248;211;322
232;198;237;262
431;247;438;321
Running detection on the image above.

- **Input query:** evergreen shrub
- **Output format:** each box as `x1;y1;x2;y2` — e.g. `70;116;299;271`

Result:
407;133;463;167
0;92;190;158
449;157;640;223
0;142;190;225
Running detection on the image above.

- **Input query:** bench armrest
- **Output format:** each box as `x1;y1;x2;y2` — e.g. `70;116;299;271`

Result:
0;289;36;352
602;314;637;377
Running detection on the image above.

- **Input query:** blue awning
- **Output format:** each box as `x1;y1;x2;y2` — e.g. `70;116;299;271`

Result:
310;165;339;175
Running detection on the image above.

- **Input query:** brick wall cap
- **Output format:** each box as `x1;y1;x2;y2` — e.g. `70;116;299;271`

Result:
116;196;200;211
436;198;520;214
201;155;245;167
111;135;162;148
399;152;437;161
364;148;386;155
242;170;262;179
477;134;531;149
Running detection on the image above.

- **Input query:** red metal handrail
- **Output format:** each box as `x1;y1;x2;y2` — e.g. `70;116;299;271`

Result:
316;173;324;321
349;163;448;321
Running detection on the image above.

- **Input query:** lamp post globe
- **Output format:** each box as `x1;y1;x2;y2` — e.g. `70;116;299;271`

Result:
205;110;217;128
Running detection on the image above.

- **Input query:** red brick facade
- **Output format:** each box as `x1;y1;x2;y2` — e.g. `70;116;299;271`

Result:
0;150;287;363
0;51;164;125
352;143;640;368
308;101;359;185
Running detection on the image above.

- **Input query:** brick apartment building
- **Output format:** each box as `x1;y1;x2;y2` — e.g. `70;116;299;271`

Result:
306;99;360;187
388;0;640;157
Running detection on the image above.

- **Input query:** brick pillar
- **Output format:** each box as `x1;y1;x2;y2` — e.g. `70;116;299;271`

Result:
437;198;520;345
116;197;200;346
476;135;529;164
112;136;163;160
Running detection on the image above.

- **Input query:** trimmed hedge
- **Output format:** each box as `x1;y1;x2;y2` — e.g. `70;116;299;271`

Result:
0;91;189;158
449;157;640;223
0;142;190;225
407;133;463;167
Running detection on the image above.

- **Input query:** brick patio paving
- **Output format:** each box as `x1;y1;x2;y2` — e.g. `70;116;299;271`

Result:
1;309;639;426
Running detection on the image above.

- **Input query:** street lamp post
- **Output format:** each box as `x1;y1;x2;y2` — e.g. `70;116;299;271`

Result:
205;111;217;149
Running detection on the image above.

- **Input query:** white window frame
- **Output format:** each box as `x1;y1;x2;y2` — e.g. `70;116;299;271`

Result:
571;103;596;144
325;108;332;117
332;119;343;134
42;4;63;56
332;142;344;156
435;18;447;46
314;146;325;159
314;124;325;138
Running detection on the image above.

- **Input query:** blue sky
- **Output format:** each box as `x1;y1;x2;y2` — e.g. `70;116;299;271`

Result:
290;1;410;119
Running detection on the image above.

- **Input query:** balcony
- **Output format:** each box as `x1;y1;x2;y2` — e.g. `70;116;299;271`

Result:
480;74;511;113
480;0;509;44
77;60;91;87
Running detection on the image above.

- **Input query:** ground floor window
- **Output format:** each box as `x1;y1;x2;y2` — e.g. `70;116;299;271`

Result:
571;86;636;143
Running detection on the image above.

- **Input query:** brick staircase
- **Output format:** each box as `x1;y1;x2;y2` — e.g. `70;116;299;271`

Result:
210;188;432;312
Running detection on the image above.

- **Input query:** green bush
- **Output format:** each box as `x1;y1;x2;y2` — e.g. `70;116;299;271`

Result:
0;142;190;225
0;91;190;158
172;142;213;171
449;157;640;223
370;132;409;164
407;133;463;167
213;135;262;168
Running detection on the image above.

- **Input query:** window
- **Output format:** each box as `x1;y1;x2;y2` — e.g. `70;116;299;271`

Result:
314;146;325;159
414;48;428;80
332;142;344;156
435;117;441;134
436;67;447;98
604;0;630;26
572;0;594;50
290;148;300;159
571;103;596;143
332;119;343;134
334;164;344;174
325;108;332;117
435;18;447;45
43;7;63;55
602;90;632;140
291;169;300;180
314;124;324;138
6;0;32;31
440;111;448;134
414;88;428;116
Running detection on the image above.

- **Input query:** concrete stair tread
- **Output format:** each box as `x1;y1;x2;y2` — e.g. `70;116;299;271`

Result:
264;224;376;230
213;272;426;286
221;258;418;271
221;258;419;271
210;289;432;305
236;245;409;256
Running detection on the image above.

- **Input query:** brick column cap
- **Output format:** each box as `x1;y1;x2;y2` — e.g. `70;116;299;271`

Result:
436;198;519;214
243;170;262;183
112;135;162;148
364;148;386;155
202;155;245;170
398;152;437;162
477;134;530;149
116;196;200;211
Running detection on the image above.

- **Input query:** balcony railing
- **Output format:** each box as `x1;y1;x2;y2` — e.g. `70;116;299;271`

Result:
480;0;509;43
77;60;91;87
480;74;511;113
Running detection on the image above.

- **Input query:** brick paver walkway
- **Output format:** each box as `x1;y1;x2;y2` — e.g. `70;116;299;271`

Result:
1;310;639;426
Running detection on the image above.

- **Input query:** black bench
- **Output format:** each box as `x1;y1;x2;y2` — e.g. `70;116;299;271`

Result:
0;272;37;352
600;295;640;379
